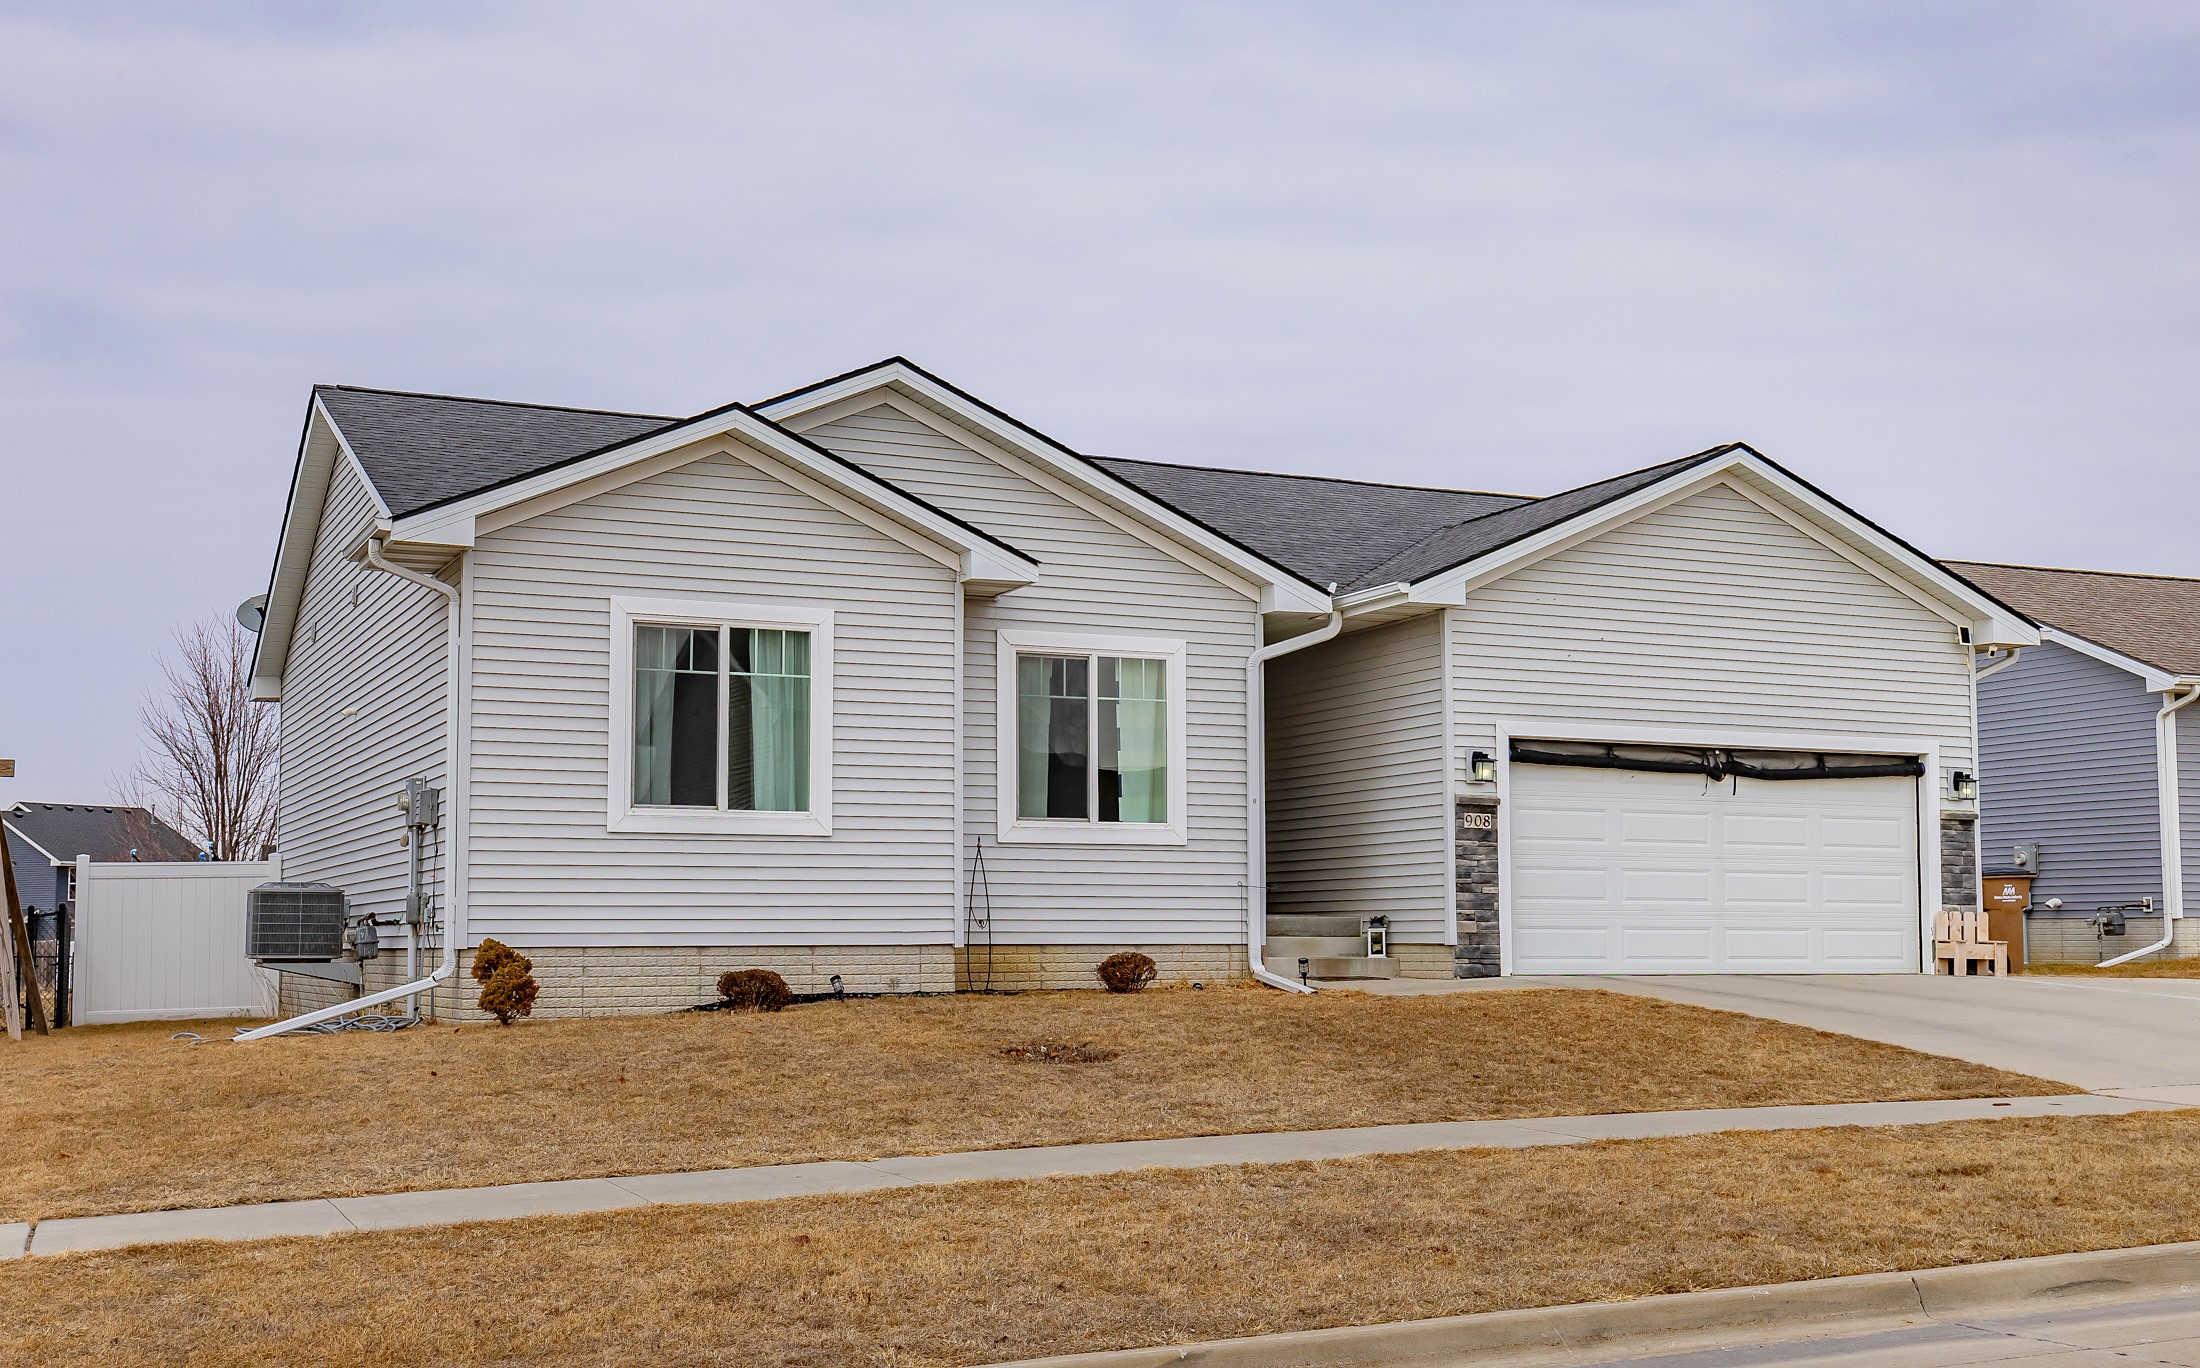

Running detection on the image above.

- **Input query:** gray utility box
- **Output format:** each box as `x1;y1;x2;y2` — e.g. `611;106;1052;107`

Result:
246;882;349;961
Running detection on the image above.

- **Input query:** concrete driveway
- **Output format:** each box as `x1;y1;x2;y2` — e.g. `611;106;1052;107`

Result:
1555;974;2200;1099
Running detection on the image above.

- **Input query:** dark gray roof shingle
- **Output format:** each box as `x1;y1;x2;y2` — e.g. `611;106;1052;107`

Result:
1945;562;2200;678
5;802;201;867
1090;458;1531;589
1350;448;1738;588
316;386;676;519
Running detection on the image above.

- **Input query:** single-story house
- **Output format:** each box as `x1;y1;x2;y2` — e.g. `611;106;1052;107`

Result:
247;358;2035;1019
4;801;202;939
1946;561;2200;961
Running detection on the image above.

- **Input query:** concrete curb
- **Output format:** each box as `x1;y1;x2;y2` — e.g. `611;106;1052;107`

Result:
14;1092;2176;1258
980;1240;2200;1367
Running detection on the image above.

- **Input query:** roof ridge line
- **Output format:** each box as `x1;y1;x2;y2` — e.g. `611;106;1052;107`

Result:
1948;558;2200;586
1093;454;1536;502
1349;444;1740;587
316;383;677;423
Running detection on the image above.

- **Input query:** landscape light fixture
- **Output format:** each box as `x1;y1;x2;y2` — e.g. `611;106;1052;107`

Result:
1948;769;1979;802
829;974;845;999
1298;956;1310;988
1469;751;1497;784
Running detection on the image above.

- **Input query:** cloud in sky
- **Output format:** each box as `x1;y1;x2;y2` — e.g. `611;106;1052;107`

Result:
2;0;2196;805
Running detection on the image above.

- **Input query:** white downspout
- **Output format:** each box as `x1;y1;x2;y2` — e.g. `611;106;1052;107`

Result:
237;537;465;1040
2098;682;2200;968
1246;611;1344;993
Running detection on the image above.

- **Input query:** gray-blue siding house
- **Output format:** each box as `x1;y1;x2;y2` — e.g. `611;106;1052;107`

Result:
3;802;201;939
1950;562;2200;962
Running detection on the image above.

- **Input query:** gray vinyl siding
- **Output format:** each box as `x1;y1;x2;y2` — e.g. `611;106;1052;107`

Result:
463;442;961;947
1977;639;2164;911
802;404;1258;945
1265;613;1450;939
274;457;448;923
1452;479;1973;784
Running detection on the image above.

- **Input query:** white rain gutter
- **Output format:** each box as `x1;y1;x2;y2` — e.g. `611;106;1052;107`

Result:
237;537;464;1040
1246;611;1344;993
2099;681;2200;969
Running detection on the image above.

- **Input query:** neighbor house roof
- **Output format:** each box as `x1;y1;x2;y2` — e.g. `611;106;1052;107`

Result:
1945;562;2200;679
4;802;200;868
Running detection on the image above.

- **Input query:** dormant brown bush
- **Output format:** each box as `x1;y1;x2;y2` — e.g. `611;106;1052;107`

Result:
472;939;538;1025
1095;951;1157;994
716;969;794;1012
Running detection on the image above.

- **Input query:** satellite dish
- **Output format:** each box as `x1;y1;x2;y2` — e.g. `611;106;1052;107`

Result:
236;594;268;634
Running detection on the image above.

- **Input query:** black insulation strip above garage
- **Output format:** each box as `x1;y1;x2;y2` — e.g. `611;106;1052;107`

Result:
1508;741;1925;781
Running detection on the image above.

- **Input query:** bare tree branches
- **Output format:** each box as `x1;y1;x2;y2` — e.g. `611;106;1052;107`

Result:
127;618;279;861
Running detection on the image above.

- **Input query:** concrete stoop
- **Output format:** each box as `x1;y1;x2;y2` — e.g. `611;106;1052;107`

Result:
1265;914;1401;981
982;1238;2200;1367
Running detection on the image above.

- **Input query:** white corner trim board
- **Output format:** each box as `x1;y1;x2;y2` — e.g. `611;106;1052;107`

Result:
605;595;835;837
992;628;1190;847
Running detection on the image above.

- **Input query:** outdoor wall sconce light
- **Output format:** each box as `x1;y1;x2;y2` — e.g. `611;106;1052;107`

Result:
1947;769;1978;801
1469;751;1497;784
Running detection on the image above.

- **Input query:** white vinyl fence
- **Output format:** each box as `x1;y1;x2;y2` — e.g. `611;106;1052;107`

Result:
72;857;280;1024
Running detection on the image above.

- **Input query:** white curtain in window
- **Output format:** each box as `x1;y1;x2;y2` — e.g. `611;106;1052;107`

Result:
732;628;810;812
633;625;677;807
1016;655;1055;820
1103;656;1167;823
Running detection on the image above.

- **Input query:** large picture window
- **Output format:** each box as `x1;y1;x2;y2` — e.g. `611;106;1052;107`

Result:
999;631;1186;845
610;598;832;834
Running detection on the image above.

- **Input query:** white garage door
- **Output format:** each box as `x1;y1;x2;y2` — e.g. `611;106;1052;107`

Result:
1509;763;1920;974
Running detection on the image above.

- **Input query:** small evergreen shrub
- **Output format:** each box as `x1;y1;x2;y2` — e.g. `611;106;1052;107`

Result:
1095;951;1157;994
472;938;538;1026
717;968;794;1012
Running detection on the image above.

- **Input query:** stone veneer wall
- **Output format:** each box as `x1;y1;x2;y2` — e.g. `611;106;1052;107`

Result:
1455;796;1501;977
1940;812;1980;915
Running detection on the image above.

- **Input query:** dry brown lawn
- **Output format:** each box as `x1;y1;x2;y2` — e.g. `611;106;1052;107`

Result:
2026;956;2200;977
0;986;2063;1223
5;1111;2196;1368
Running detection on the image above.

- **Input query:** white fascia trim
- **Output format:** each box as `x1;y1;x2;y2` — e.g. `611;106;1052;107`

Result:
606;595;835;837
2039;626;2184;693
994;628;1190;847
389;406;1037;591
1489;718;1943;976
756;365;1330;616
1412;451;2038;649
250;399;352;701
2;821;63;868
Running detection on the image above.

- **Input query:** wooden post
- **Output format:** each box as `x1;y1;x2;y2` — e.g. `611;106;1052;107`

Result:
2;826;48;1035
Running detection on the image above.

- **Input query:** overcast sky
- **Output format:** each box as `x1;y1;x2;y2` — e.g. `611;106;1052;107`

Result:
3;1;2196;810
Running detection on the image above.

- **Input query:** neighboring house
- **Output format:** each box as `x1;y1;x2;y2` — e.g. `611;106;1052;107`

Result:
248;357;2035;1019
1945;562;2200;959
3;802;201;938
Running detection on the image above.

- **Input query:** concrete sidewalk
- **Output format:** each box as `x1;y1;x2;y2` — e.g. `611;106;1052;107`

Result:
9;1092;2171;1260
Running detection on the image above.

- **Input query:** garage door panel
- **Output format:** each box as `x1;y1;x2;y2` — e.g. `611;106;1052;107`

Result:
1510;763;1919;974
1721;870;1812;906
1513;806;1608;844
1620;867;1714;903
1723;814;1810;850
1619;811;1712;846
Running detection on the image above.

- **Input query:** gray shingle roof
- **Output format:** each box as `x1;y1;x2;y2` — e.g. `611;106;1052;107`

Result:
1945;561;2200;678
315;386;676;519
1090;458;1531;590
1350;448;1738;588
313;378;1742;597
4;802;201;868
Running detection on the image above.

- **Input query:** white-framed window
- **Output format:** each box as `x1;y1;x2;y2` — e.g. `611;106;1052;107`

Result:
996;629;1187;845
607;596;833;835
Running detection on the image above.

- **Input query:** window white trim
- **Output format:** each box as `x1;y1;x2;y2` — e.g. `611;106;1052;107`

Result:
996;629;1189;846
607;595;833;836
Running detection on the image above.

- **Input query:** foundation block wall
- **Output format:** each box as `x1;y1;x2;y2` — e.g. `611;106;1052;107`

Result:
953;943;1248;992
1940;812;1980;917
